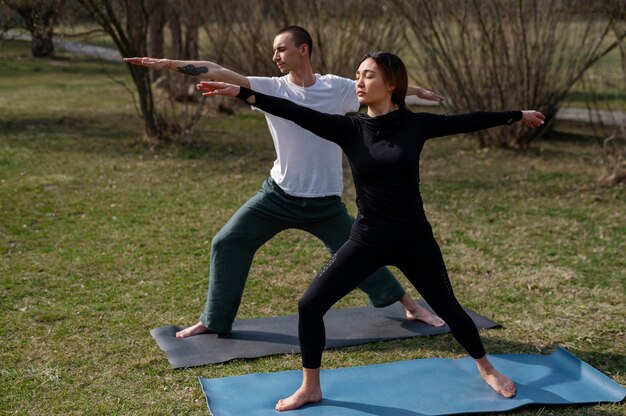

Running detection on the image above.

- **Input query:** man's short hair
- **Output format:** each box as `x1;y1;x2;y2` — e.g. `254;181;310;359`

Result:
276;25;313;58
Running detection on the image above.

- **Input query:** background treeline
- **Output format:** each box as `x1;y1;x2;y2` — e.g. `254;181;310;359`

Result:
1;0;625;170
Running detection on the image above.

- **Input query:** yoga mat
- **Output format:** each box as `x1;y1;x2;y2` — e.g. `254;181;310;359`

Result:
199;347;626;416
151;301;500;368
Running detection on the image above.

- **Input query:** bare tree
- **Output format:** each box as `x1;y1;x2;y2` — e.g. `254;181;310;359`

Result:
77;0;208;143
0;3;10;38
78;0;163;141
1;0;65;57
148;0;165;60
160;0;205;101
154;0;212;136
198;0;405;78
197;1;286;76
393;0;626;149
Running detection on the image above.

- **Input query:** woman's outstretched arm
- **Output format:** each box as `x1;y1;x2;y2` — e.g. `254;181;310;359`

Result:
418;110;544;139
197;81;358;146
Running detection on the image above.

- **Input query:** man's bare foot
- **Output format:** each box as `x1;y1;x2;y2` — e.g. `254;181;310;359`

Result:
405;306;446;327
275;385;322;411
475;357;516;398
175;321;211;339
399;293;446;327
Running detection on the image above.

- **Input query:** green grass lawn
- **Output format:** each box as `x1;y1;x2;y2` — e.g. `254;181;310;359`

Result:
1;40;624;415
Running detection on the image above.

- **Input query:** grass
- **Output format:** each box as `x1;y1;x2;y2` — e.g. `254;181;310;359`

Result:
1;40;625;415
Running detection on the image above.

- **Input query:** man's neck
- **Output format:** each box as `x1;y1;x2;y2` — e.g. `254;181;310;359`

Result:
288;65;316;88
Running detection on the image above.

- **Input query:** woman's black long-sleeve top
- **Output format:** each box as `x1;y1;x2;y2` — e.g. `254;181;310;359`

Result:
238;87;522;247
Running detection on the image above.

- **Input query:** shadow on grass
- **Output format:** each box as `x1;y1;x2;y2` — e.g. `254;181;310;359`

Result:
172;130;273;159
520;128;604;164
542;130;592;143
0;113;277;173
1;114;139;143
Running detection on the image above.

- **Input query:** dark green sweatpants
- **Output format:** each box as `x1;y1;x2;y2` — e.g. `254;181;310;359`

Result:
200;178;405;333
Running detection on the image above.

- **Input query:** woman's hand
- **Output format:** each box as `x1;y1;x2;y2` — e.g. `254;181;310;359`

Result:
521;110;545;128
196;81;241;98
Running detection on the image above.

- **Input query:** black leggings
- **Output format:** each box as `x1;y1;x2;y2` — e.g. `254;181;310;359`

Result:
298;236;486;369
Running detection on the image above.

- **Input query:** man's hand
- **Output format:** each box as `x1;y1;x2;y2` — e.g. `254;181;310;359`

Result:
123;57;170;70
521;111;545;128
197;81;241;98
414;86;445;103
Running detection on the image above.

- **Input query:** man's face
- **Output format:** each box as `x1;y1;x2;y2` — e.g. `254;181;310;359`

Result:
272;33;307;73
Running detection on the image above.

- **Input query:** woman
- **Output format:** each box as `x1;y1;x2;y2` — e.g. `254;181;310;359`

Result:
197;51;544;411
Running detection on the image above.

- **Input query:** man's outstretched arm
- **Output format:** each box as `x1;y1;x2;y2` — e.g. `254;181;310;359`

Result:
123;57;251;88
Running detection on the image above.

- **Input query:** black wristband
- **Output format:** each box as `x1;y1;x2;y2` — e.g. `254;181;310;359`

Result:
506;111;523;125
237;86;255;102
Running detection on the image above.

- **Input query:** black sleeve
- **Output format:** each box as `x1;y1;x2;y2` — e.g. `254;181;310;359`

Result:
417;111;523;139
237;87;358;146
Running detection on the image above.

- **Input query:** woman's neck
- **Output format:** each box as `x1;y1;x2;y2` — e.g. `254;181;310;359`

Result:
367;100;398;117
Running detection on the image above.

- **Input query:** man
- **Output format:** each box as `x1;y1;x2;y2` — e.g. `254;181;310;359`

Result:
124;26;445;338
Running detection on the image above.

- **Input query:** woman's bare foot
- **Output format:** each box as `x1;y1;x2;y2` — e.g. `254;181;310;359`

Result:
175;321;211;338
275;385;322;411
399;293;446;327
475;356;516;398
275;367;323;411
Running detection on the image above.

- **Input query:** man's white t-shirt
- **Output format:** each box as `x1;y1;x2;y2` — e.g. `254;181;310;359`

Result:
248;74;358;197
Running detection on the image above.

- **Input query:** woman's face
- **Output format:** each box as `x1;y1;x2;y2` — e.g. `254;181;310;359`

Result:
355;58;393;106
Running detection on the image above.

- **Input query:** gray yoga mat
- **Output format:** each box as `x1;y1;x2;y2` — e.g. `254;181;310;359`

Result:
151;301;500;369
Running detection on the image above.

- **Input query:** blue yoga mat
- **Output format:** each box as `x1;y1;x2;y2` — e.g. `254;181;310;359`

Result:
199;347;625;416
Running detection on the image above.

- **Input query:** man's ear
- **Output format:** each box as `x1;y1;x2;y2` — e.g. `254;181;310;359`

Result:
300;44;308;56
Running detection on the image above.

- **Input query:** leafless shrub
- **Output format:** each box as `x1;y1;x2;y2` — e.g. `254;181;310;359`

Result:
577;2;626;185
597;133;626;185
393;0;626;149
78;0;210;144
198;0;405;78
78;0;162;142
598;12;626;185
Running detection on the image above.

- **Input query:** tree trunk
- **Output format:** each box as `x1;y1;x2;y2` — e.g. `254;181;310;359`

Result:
133;67;160;140
168;8;182;59
5;0;64;58
184;22;198;60
29;24;55;57
149;0;165;58
148;0;165;82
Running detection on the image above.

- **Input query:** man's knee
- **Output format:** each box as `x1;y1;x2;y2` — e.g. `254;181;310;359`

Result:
210;230;231;254
211;226;249;253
